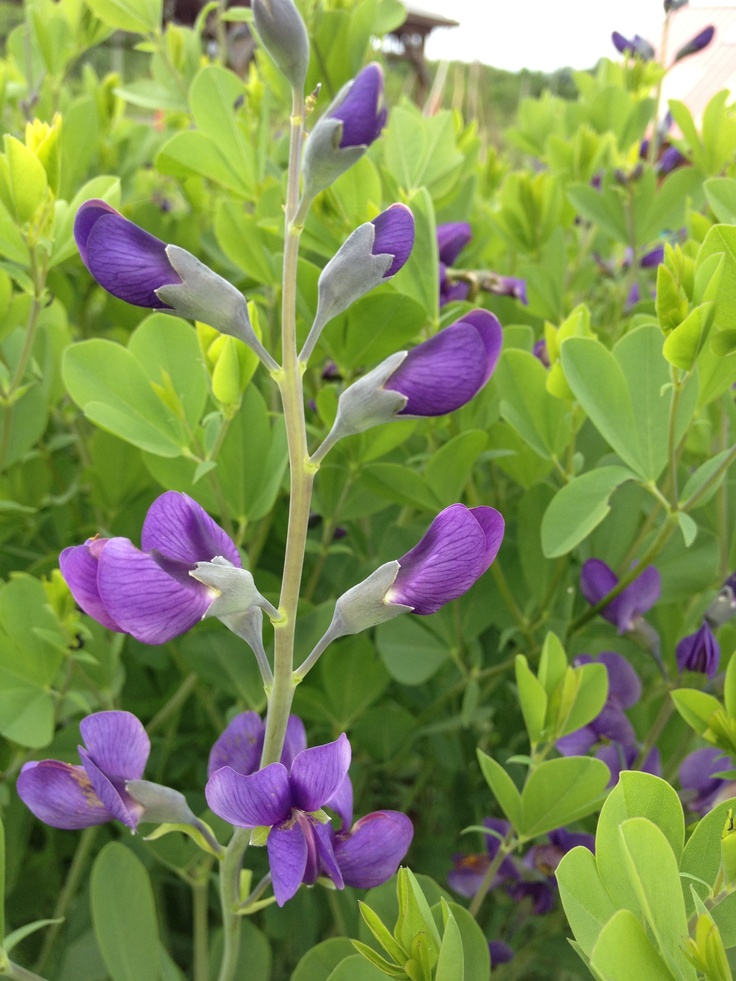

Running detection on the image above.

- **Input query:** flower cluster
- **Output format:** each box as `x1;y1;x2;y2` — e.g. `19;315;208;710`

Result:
436;222;527;308
206;713;413;905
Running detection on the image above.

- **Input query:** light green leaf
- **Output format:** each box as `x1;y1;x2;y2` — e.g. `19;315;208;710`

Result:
520;756;610;838
541;465;637;557
476;750;522;830
557;845;617;958
591;909;679;981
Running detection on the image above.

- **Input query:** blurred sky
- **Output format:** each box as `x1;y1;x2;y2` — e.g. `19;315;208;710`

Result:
415;0;712;71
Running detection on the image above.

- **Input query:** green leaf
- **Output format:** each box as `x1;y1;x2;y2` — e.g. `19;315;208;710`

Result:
515;654;547;745
537;632;568;700
0;816;5;939
434;900;463;981
476;750;522;830
596;772;685;916
424;430;488;504
663;302;715;371
292;938;362;981
85;0;162;33
561;336;644;475
325;954;389;980
557;662;608;739
362;462;442;512
390;187;437;319
590;909;679;981
431;901;490;981
671;689;722;737
677;512;698;547
494;349;570;460
680;449;733;509
726;653;736;718
3;918;63;955
704;178;736;224
541;466;637;558
62;339;186;456
618;818;695;980
697;225;736;334
519;756;610;838
681;799;736;911
188;66;254;195
375;616;450;685
90;843;160;981
557;845;617;958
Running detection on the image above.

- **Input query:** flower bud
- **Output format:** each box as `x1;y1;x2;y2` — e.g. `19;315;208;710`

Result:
300;204;414;362
302;63;386;197
252;0;310;90
676;621;720;678
611;31;655;60
75;200;276;367
674;25;715;62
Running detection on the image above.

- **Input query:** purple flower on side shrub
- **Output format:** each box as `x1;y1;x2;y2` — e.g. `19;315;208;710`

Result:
17;711;150;830
612;31;655;60
656;146;687;175
676;621;720;678
482;273;528;305
371;205;415;277
448;818;517;897
557;651;642;756
640;244;665;268
60;492;242;645
437;222;472;266
680;747;734;814
580;558;661;634
490;941;514;970
533;338;550;366
675;26;715;62
597;743;661;788
384;310;502;416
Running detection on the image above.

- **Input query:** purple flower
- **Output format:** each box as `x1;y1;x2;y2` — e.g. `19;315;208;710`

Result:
676;621;720;678
371;204;414;277
439;263;470;306
206;733;412;904
60;492;241;645
626;282;641;309
612;31;655;60
482;274;528;305
437;222;472;266
675;26;715;62
387;503;504;615
75;200;181;308
448;818;517;897
557;652;642;756
329;63;386;149
383;310;502;416
640;244;665;268
17;711;149;830
680;747;734;814
533;338;550;367
208;712;307;778
490;941;514;970
580;558;661;634
656;146;686;175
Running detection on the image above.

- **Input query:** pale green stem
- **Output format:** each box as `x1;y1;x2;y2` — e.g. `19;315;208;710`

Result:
146;672;199;734
681;443;736;512
260;85;315;769
216;828;250;981
192;868;211;981
1;961;49;981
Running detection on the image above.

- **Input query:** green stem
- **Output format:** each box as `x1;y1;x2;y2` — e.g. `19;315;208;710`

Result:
681;443;736;512
260;86;314;769
1;961;50;981
192;866;211;981
34;826;99;975
216;829;250;981
468;834;516;918
146;672;199;735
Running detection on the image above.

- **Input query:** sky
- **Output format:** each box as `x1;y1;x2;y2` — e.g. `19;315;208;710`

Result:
415;0;713;72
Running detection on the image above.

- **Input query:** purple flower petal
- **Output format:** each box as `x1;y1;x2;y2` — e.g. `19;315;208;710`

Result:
490;941;514;968
16;760;111;830
78;748;141;830
208;712;265;778
580;559;660;633
97;537;212;644
75;199;119;266
388;504;504;615
680;747;730;813
325;774;353;832
141;492;241;568
675;26;714;61
205;763;292;828
556;725;598;757
330;63;386;149
59;540;122;632
334;810;413;888
448;854;491;897
469;505;505;574
591;703;637;747
281;715;308;771
594;651;642;709
580;559;617;607
384;312;502;416
311;819;343;888
436;222;472;266
79;711;150;781
677;622;721;678
371;204;414;278
80;209;180;308
640;245;665;268
267;822;308;906
290;733;351;812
